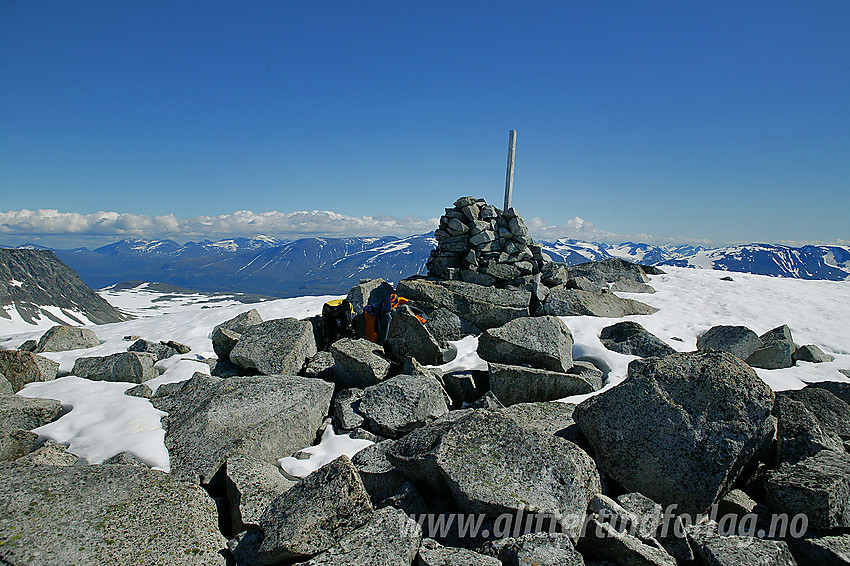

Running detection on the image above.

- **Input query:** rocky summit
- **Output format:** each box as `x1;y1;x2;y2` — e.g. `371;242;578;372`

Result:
2;199;847;566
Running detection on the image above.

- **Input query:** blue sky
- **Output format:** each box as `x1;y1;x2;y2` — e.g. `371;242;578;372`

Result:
1;1;848;247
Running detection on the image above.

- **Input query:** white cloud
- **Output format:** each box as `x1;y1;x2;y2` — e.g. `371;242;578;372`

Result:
0;209;440;240
525;215;716;246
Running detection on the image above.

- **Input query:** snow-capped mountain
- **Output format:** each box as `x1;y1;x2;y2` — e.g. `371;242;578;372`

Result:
4;236;847;300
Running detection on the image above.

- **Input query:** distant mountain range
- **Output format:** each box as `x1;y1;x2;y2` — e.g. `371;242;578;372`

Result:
2;235;848;298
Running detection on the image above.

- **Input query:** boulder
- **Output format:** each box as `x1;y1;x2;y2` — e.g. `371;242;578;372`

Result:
330;338;392;388
385;305;443;365
774;394;844;466
499;401;581;441
358;374;449;437
212;327;243;361
610;279;657;293
396;278;531;330
793;344;834;363
17;439;80;466
418;538;500;566
71;352;157;383
124;383;153;398
764;449;850;529
747;334;795;369
302;351;335;381
543;288;658;317
686;522;797;566
128;338;179;361
0;429;38;462
574;351;776;515
787;532;850;566
0;462;226;565
482;532;584;566
805;380;850;405
488;362;598;406
782;387;850;439
387;409;601;538
332;388;365;430
477;316;573;372
346;279;394;315
216;308;264;335
17;339;37;352
293;506;421;566
0;394;64;431
423;307;480;346
225;455;295;534
616;492;664;541
0;350;60;392
569;258;652;285
102;451;149;466
0;373;12;395
599;321;676;358
258;455;373;564
351;440;407;504
696;325;762;361
230;318;317;376
578;517;676;566
34;325;99;353
151;373;333;483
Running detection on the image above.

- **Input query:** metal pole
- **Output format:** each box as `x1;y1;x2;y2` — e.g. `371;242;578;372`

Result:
504;130;516;210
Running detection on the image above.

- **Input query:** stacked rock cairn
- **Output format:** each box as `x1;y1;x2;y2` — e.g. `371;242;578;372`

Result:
427;196;550;286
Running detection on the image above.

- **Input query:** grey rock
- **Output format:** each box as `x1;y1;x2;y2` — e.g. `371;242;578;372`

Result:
258;455;373;563
543;288;658;317
396;278;531;330
566;361;605;389
225;455;295;534
351;440;408;504
215;308;264;336
424;307;480;346
359;374;449;437
578;518;676;566
212;326;242;361
616;492;664;541
569;258;651;285
716;489;758;518
386;305;443;365
230;318;317;376
587;493;640;534
482;532;584;566
387;409;601;538
400;356;443;379
764;449;850;529
574;351;776;515
540;263;569;287
499;401;579;441
227;529;263;566
459;269;497;286
302;350;335;381
418;538;500;566
331;337;392;388
163;340;191;354
747;341;795;370
17;339;37;352
760;324;795;345
696;325;762;361
34;325;100;353
380;480;427;517
610;280;657;293
0;373;11;395
794;344;835;364
0;394;64;431
294;506;421;566
152;373;333;483
783;387;850;439
488;362;597;406
687;521;797;566
565;275;605;292
17;439;80;466
209;358;244;377
72;351;158;383
599;321;676;358
124;383;153;398
333;388;365;430
102;451;149;466
477;316;573;372
0;429;38;462
787;532;850;566
128;338;179;361
0;350;60;392
775;393;845;465
0;462;226;565
793;344;834;363
346;279;394;315
805;380;850;405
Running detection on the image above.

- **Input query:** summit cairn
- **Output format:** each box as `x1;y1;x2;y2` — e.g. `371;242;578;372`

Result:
427;196;550;286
